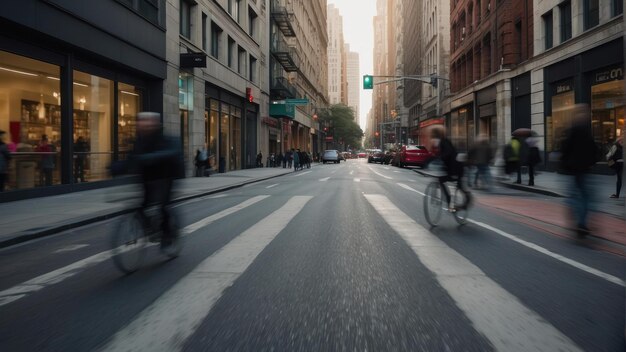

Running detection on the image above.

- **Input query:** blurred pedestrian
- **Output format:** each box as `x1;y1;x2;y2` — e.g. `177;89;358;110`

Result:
560;104;597;234
526;137;542;186
293;149;300;171
287;150;293;168
0;130;11;192
504;136;527;184
74;136;89;182
36;134;55;186
277;152;284;168
606;136;623;198
194;144;208;177
468;135;493;190
256;152;263;168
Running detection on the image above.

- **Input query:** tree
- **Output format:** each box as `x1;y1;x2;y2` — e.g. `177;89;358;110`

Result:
318;104;364;150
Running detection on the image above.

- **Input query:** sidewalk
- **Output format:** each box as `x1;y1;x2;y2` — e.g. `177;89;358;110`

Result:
495;168;626;219
0;167;297;248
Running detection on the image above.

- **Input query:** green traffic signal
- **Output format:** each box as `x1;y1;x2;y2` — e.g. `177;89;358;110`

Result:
363;75;373;90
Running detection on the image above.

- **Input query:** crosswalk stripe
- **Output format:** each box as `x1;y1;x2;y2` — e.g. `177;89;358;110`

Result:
100;196;313;352
0;196;270;308
319;177;330;182
363;194;582;352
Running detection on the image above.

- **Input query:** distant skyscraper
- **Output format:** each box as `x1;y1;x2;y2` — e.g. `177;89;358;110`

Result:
327;4;344;105
346;47;360;122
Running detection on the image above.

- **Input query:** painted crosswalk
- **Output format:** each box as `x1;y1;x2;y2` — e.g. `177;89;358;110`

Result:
1;188;620;351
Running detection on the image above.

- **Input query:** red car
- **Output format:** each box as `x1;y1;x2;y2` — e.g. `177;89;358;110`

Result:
397;145;432;168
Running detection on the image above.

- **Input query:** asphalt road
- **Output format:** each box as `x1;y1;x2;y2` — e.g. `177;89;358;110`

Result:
0;159;624;351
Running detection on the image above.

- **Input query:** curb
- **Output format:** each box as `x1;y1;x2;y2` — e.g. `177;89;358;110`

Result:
497;181;566;198
0;171;294;249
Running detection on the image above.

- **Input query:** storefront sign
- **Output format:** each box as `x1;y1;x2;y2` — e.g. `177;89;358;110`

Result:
594;67;623;85
556;83;573;94
419;118;445;128
262;117;278;127
180;53;207;68
325;136;334;141
270;103;295;119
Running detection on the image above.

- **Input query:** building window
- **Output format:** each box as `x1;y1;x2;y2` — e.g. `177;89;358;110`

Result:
202;13;208;51
211;22;222;59
118;83;142;161
515;20;523;62
613;0;623;16
546;82;575;155
238;46;246;76
117;0;161;26
180;0;191;39
229;0;241;22
584;0;599;30
249;55;257;83
228;37;235;68
591;70;624;157
559;1;572;43
249;7;258;39
543;11;553;50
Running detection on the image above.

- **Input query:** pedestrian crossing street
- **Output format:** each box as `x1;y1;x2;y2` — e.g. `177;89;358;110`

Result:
2;185;616;351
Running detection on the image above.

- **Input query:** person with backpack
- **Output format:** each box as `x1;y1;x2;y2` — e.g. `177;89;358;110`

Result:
606;136;623;199
195;144;208;177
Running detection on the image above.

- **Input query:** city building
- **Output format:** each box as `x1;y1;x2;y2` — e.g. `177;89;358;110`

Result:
372;0;388;148
269;0;327;157
327;4;344;105
402;0;424;142
532;0;623;171
447;0;534;152
171;0;269;173
0;0;167;200
346;46;360;123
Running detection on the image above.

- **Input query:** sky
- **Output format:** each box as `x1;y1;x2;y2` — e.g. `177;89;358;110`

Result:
327;0;376;131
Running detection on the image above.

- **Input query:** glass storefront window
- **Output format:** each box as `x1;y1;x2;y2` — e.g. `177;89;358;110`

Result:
208;100;219;171
73;70;112;183
546;90;575;156
231;107;241;170
0;50;61;190
220;103;230;172
118;83;141;160
591;79;624;158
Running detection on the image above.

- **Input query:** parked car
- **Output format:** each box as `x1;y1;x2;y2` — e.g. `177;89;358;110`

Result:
358;152;367;158
368;150;384;163
322;150;341;164
397;145;433;168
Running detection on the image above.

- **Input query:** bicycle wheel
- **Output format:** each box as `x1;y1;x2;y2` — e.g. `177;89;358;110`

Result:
452;188;470;225
111;212;147;273
424;181;443;227
162;210;183;259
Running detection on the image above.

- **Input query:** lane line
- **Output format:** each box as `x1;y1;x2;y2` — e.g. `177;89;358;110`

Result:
319;177;330;182
396;182;625;287
206;194;229;199
265;184;279;189
291;171;312;177
354;178;360;182
367;167;393;179
468;220;626;287
54;244;89;253
0;196;270;308
364;194;582;352
100;196;313;352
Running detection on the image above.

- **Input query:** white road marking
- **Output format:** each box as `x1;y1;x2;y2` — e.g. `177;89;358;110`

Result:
54;244;88;253
101;196;313;352
354;178;361;182
393;171;400;173
0;196;269;308
364;194;582;352
468;220;626;287
397;183;425;196
367;167;393;179
291;171;312;177
350;170;354;175
384;167;390;170
319;177;330;182
265;184;279;189
397;183;624;287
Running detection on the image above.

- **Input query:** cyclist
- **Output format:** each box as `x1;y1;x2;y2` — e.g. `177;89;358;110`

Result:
430;126;471;212
129;112;184;250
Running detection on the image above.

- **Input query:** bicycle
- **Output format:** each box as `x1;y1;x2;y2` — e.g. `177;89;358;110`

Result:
110;200;182;274
423;175;471;227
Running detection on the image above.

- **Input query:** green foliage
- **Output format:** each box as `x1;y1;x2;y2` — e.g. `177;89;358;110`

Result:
318;104;364;149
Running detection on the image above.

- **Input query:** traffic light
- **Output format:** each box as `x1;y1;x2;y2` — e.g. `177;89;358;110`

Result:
363;75;373;89
430;74;438;89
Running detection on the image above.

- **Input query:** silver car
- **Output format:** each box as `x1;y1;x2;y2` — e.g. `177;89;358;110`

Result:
322;150;340;164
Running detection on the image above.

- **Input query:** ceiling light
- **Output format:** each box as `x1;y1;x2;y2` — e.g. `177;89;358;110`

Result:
0;66;38;76
73;82;88;87
121;90;139;96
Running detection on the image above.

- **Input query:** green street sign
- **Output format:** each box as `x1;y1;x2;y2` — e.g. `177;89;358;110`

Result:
270;103;295;119
284;98;309;105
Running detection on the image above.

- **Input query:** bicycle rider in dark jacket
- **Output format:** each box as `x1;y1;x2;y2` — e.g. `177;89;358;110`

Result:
131;112;184;249
432;127;471;211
